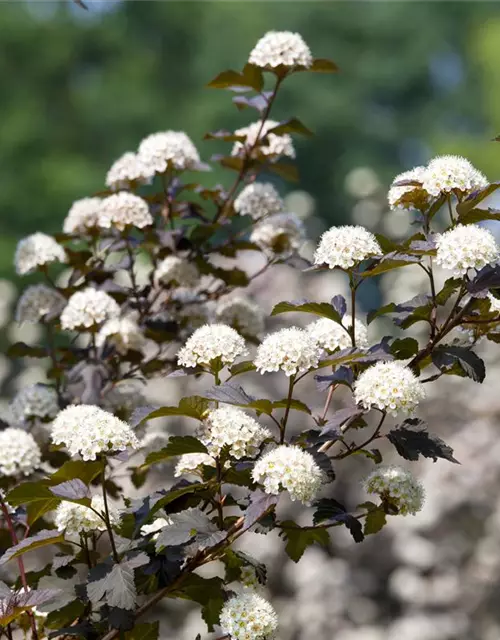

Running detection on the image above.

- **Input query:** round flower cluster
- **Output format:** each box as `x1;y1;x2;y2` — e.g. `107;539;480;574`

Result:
200;406;271;459
51;405;139;461
63;197;102;234
306;315;368;352
215;296;265;337
435;224;499;276
0;428;41;476
177;324;248;368
234;182;284;220
254;327;322;377
252;445;324;504
219;592;278;640
249;30;312;69
155;255;199;288
96;317;145;354
232;120;295;160
14;233;67;276
314;225;381;270
138;130;201;172
140;517;170;538
174;452;216;477
15;285;66;324
97;192;153;231
105;151;154;190
61;288;120;330
354;361;425;416
54;495;119;535
362;465;425;516
250;212;304;256
10;385;59;425
388;166;429;211
422;155;488;198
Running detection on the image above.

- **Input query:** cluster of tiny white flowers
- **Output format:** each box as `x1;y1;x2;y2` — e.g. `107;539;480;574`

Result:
234;182;285;220
0;428;41;476
254;327;322;377
233;120;295;160
177;324;248;368
96;317;145;354
14;233;67;276
250;212;304;256
306;315;368;352
97;192;153;231
249;30;312;69
54;495;119;535
388;166;429;211
105;151;154;190
354;361;425;416
362;465;425;516
10;385;59;425
15;285;66;324
219;592;278;640
200;406;271;459
155;255;199;288
488;293;500;313
252;445;324;504
215;296;265;336
435;224;499;276
63;197;102;234
314;225;381;269
240;566;260;590
51;405;139;461
140;517;171;538
174;453;216;477
61;288;120;330
422;155;488;198
138;131;202;172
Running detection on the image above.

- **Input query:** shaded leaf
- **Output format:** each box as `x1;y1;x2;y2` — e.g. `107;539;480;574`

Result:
331;295;347;319
271;300;341;323
279;522;329;562
268;118;313;137
272;398;311;414
50;479;90;501
364;508;387;535
125;622;159;640
228;360;257;378
386;418;459;463
143;437;208;468
0;530;64;566
432;345;485;382
244;490;279;529
308;58;339;73
155;508;218;550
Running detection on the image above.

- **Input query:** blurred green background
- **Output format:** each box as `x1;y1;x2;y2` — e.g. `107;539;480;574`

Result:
2;0;500;279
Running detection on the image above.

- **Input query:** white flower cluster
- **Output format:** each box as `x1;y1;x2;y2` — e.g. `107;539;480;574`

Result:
233;120;295;160
15;285;66;324
362;465;425;515
138;131;202;172
14;233;67;276
254;327;321;377
61;288;120;330
306;315;368;352
422;155;488;198
63;197;102;234
388;166;428;211
215;296;265;337
314;225;381;269
97;192;153;231
54;495;119;535
105;151;154;191
240;566;260;590
219;592;279;640
10;385;59;425
435;224;499;277
200;406;271;459
250;212;304;256
252;445;324;504
155;255;199;288
96;317;145;354
177;324;248;368
174;452;216;477
51;405;139;461
234;182;285;220
249;30;312;69
0;428;41;476
354;361;425;416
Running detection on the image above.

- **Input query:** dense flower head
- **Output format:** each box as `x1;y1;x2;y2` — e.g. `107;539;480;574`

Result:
252;445;324;504
306;315;368;352
388;166;429;211
105;151;154;190
14;233;67;276
174;453;216;477
219;592;278;640
97;192;153;231
232;120;295;160
138;130;201;172
354;361;425;416
254;327;322;376
177;324;248;368
314;225;381;269
200;406;271;459
249;30;312;69
435;224;499;276
234;182;285;220
61;288;120;330
362;465;425;516
0;428;41;476
96;317;145;354
54;495;119;535
422;155;488;198
63;197;102;234
51;405;139;461
155;255;199;288
250;212;304;256
215;296;265;336
10;385;59;425
15;285;66;324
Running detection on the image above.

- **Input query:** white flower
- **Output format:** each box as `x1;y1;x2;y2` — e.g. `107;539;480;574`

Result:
252;445;324;505
14;233;67;276
250;213;305;256
249;30;312;69
54;495;119;535
354;361;425;416
177;324;248;368
362;465;425;516
51;405;139;461
174;453;216;477
254;327;321;377
314;225;381;270
61;288;120;330
15;285;66;324
155;256;199;288
98;192;152;231
0;428;41;476
306;315;368;351
488;293;500;313
200;406;271;459
234;182;284;220
232;120;295;160
63;197;102;234
215;296;265;336
422;155;488;198
140;431;170;454
220;592;278;640
10;385;59;425
105;152;154;190
138;131;202;172
435;224;499;276
388;166;429;211
96;317;145;354
140;517;171;538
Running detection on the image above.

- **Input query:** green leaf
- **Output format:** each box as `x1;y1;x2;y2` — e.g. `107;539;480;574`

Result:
362;256;420;278
363;508;387;535
390;337;419;359
149;482;210;517
202;383;273;415
272;399;311;414
435;278;461;305
125;622;159;640
27;499;61;526
456;182;500;215
271;300;341;323
207;69;248;89
137;396;210;425
268;118;313;137
45;600;85;630
432;345;485;383
229;360;257;378
49;460;103;486
308;58;339;73
279;522;329;562
7;482;54;506
267;162;299;183
143;437;208;468
367;302;397;325
386;418;459;463
242;63;264;92
458;207;500;225
87;564;137;610
7;342;47;359
0;530;65;566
